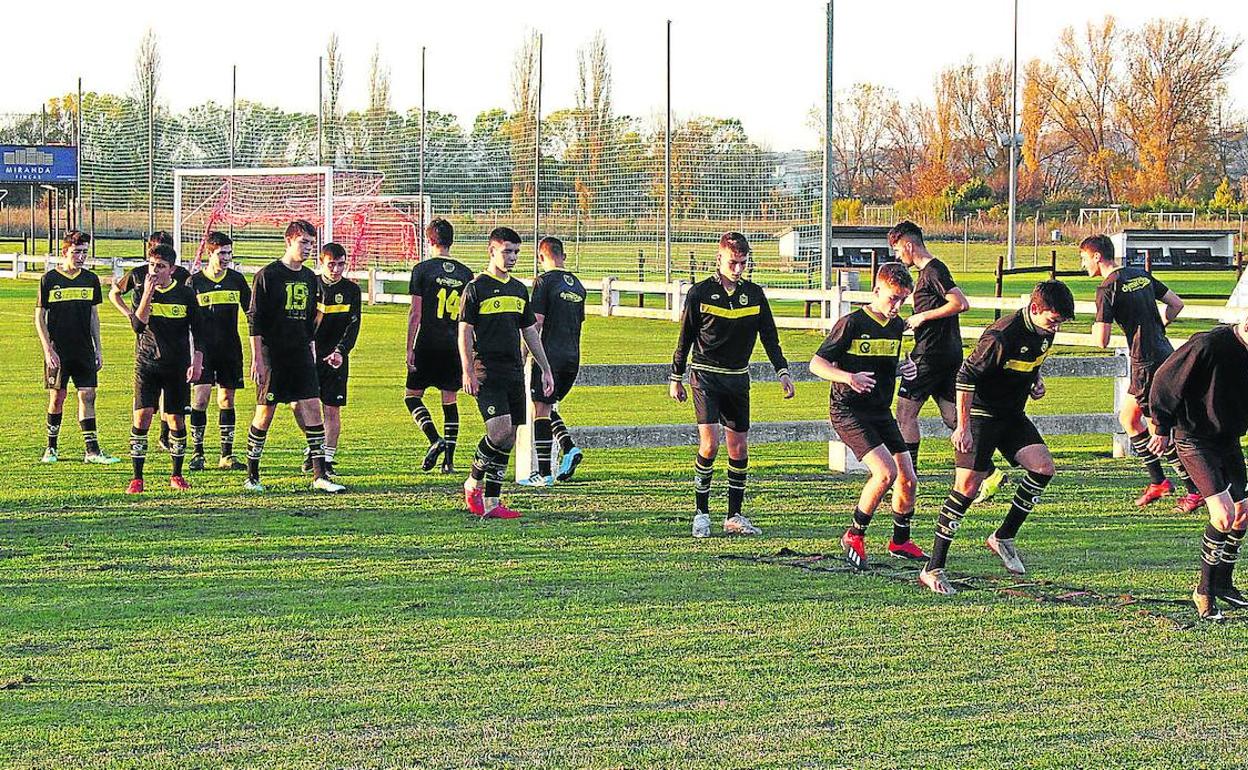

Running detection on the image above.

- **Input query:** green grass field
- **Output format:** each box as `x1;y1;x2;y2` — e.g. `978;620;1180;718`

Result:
4;277;1248;768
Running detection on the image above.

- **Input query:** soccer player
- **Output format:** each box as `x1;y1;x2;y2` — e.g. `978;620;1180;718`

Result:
1082;234;1199;511
125;244;207;493
520;236;587;486
890;221;969;469
109;231;190;452
406;218;474;473
312;243;361;476
187;232;251;471
1149;315;1248;620
810;263;927;566
458;227;555;519
34;230;119;464
918;280;1076;595
670;231;795;538
244;220;345;494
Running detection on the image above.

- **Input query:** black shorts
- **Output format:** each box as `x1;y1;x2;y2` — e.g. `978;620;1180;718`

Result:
134;363;191;412
690;369;751;433
1128;359;1162;416
530;363;579;404
829;404;908;460
45;353;98;390
258;346;319;405
195;346;245;390
956;413;1046;472
1175;435;1248;502
476;368;526;425
407;346;461;393
318;358;350;407
897;355;959;405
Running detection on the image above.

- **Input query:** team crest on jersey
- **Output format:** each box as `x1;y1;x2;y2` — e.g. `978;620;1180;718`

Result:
740;294;749;305
266;392;275;402
335;294;343;303
711;294;720;300
1021;346;1029;353
564;274;574;286
1041;339;1050;352
487;405;496;415
443;262;455;273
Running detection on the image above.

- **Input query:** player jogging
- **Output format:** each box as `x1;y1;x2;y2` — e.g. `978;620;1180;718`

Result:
918;281;1075;595
458;227;555;519
810;263;927;566
187;232;251;471
311;243;361;476
125;244;207;493
1149;316;1248;620
670;231;795;538
1082;234;1200;512
244;220;345;494
34;230;119;465
406;218;474;473
519;236;587;486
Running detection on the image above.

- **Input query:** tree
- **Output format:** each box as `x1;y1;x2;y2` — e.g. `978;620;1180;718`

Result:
509;31;540;214
572;30;614;221
323;34;345;164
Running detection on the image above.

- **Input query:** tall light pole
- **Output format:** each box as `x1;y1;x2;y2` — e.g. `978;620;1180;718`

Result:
1005;0;1020;269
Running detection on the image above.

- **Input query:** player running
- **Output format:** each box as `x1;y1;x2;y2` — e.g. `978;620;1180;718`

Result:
243;220;345;494
810;263;927;566
458;227;555;519
311;243;361;477
406;218;474;473
125;245;207;493
1081;234;1200;512
34;230;119;465
187;232;251;471
919;281;1076;595
670;231;795;538
519;236;587;487
1149;315;1248;620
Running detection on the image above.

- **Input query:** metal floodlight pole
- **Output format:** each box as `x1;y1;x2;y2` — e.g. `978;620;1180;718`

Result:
664;20;672;291
533;33;543;275
147;73;155;236
1005;0;1019;269
821;0;834;294
419;46;427;262
76;77;83;228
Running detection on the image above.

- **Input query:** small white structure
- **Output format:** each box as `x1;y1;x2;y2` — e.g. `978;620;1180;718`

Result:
776;225;894;274
1109;229;1238;269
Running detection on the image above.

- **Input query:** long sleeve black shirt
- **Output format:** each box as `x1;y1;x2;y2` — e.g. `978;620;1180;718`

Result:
1150;324;1248;440
671;275;788;381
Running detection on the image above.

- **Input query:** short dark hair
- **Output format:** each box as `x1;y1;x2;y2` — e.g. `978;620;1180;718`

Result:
320;242;347;261
876;262;914;291
62;230;90;250
426;218;454;248
147;231;174;248
538;236;565;259
285;220;317;240
1079;234;1114;262
205;232;232;251
148;244;178;265
489;226;522;245
719;231;750;257
887;220;924;248
1031;280;1076;320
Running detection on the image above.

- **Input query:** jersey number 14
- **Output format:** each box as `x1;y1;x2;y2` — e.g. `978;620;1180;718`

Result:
436;287;461;320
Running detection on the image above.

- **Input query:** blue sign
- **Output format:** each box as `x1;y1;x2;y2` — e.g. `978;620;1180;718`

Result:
0;144;78;184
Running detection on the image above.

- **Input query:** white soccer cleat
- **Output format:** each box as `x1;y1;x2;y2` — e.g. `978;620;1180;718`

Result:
40;447;58;463
83;451;120;465
312;477;346;494
723;514;762;536
517;472;554;487
692;513;712;538
243;478;265;493
919;567;957;596
986;533;1026;575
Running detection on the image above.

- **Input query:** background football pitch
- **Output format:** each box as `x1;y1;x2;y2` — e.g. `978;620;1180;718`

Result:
3;276;1248;768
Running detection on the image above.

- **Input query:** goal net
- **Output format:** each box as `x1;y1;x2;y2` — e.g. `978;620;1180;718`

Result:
173;166;430;270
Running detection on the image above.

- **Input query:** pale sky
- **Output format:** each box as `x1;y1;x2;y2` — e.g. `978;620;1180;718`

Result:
5;0;1246;150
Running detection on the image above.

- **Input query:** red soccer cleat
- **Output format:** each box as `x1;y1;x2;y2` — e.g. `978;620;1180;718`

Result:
170;475;191;491
840;530;868;570
480;503;522;520
1135;480;1174;508
464;486;485;516
1175;493;1204;514
125;478;145;495
887;539;929;561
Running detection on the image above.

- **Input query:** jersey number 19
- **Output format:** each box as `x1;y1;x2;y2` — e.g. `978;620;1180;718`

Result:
284;283;309;311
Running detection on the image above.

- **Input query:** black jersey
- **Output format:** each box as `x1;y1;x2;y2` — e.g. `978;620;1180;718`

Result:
248;260;319;353
190;267;251;353
409;256;474;351
955;308;1053;418
911;258;962;361
135;281;207;367
671;275;789;380
1150;325;1248;440
814;306;906;411
37;268;102;360
1094;266;1173;364
117;264;191;306
315;276;362;358
532;268;586;369
459;272;536;372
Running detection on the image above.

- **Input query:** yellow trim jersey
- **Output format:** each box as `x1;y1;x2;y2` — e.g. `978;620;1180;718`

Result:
671;275;788;381
814;306;906;411
409;256;475;352
459;272;536;372
314;275;362;357
37;268;102;361
135;281;208;367
956;308;1053;417
189;267;251;354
